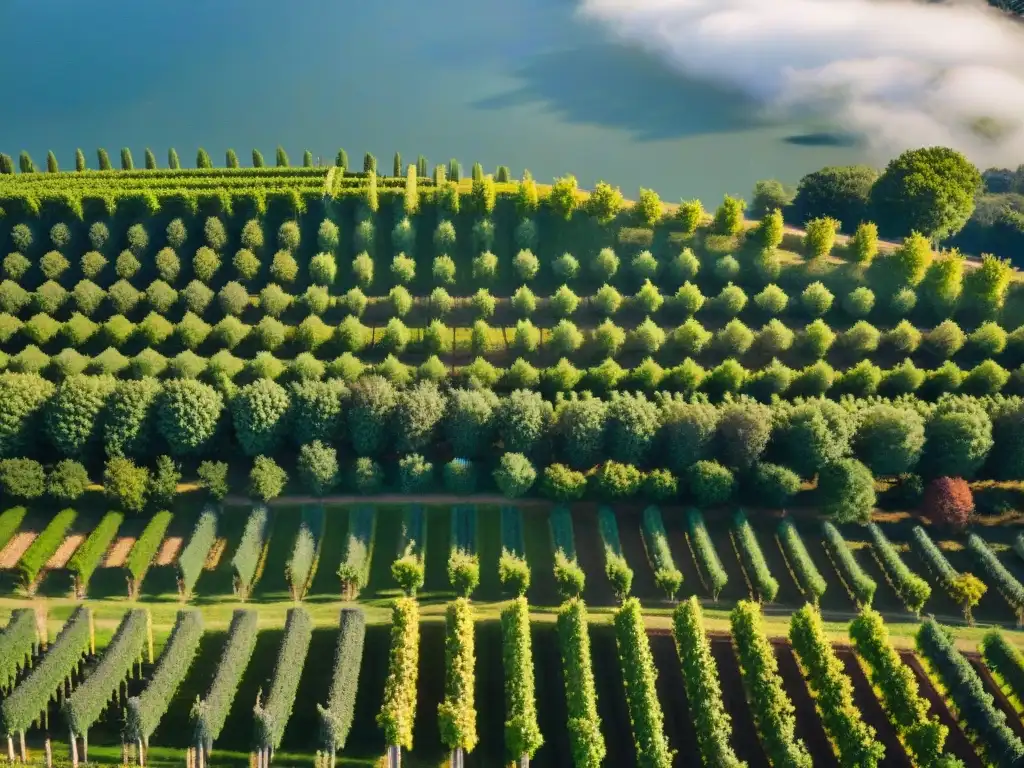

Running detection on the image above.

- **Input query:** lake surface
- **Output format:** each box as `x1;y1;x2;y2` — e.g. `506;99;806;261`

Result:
0;0;874;204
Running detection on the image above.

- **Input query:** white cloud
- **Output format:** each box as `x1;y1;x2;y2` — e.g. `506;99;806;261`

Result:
579;0;1024;166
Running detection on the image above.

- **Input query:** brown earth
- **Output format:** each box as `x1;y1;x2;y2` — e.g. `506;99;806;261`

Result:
773;642;840;767
204;538;227;570
154;536;183;566
44;534;84;569
103;537;136;568
709;637;770;768
836;648;911;766
0;532;36;569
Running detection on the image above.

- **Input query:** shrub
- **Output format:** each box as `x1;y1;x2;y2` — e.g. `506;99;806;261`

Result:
259;283;292;318
310;253;338;286
103;457;150;513
432;254;456;285
712;195;745;235
591;248;618;281
968;322;1007;357
923;476;973;530
513;250;539;282
444;458;477;494
240;219;264;251
714;283;747;317
10;224;33;252
593;461;643;499
634;280;664;315
398;454;433;493
549;320;583;355
842;287;875;318
494;453;536;498
924;320;966;359
842;321;881;355
801;282;834;317
47;459;89;501
270;250;298;284
192;247;221;283
297;441;339;496
2;252;30;282
0;280;30;314
0;458;45;499
472;251;498;284
510;286;536;318
541;464;587;501
713;254;739;283
352;252;374;288
749;462;801;506
40;251;70;282
686;460;735;506
715;319;753;356
632;250;659;282
249;456;287;501
390;253;415;285
126;223;149;255
643;469;678;500
278;221;301;251
303;285;330;315
551;285;580;317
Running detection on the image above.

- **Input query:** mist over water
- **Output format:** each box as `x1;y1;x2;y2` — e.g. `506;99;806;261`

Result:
580;0;1024;166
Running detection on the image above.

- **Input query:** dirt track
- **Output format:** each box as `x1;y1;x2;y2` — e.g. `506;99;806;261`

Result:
154;536;183;566
44;534;84;568
0;532;36;569
103;537;136;567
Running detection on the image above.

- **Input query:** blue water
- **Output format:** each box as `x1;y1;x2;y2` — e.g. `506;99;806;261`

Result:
0;0;869;203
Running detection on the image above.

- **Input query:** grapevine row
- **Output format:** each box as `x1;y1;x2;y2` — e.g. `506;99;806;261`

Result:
911;525;988;621
556;599;605;768
777;519;826;604
18;508;76;590
125;610;204;748
789;604;884;766
729;601;812;767
671;597;744;766
687;508;727;600
641;506;682;600
0;507;27;553
438;598;478;754
966;534;1024;622
867;522;931;614
821;522;876;607
253;606;313;752
848;608;949;766
500;596;543;762
316;608;366;758
125;510;173;599
732;510;778;603
192;609;259;753
598;506;633;599
231;503;271;599
177;505;218;599
498;506;530;597
981;630;1024;710
377;598;420;751
64;608;150;741
916;618;1024;766
550;505;585;599
338;506;376;599
285;504;325;600
0;610;39;693
67;511;123;598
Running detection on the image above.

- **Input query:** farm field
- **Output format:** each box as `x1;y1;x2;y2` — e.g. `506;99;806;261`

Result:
1;501;1024;766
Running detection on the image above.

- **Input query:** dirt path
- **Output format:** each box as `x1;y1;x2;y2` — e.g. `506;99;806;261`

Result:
204;538;227;570
154;536;183;566
774;642;840;767
836;648;910;766
710;637;770;768
45;534;84;569
0;532;36;569
103;537;136;568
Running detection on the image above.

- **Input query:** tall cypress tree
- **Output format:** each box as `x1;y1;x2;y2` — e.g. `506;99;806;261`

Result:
448;159;461;182
121;148;134;170
303;150;313;168
144;148;157;169
363;153;376;174
471;162;483;182
168;148;180;170
196;148;212;169
496;166;510;183
226;149;239;168
252;149;265;168
276;146;289;167
417;156;427;178
393;152;402;177
98;148;112;170
336;149;348;169
75;149;86;171
19;152;36;173
365;171;379;213
0;154;13;174
46;151;59;173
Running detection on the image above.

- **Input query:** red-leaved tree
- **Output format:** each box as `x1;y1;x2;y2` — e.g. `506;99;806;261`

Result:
923;476;974;530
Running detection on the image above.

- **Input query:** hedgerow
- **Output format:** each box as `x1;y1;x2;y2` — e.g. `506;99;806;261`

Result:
338;506;376;598
687;508;727;600
0;606;91;738
378;598;420;751
67;510;123;597
917;619;1024;765
177;505;218;599
253;607;313;752
556;599;605;767
821;522;876;607
285;504;326;600
18;508;77;591
231;503;271;599
613;598;673;767
125;610;204;748
981;630;1024;711
732;510;778;602
191;609;259;754
789;604;884;766
730;601;812;767
641;506;682;599
501;597;543;762
672;598;743;766
867;522;931;614
438;598;478;754
912;525;987;623
64;608;150;742
317;608;367;759
125;510;173;599
967;534;1024;623
777;518;826;604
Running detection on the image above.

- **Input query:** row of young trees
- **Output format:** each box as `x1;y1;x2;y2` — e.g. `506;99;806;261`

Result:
0;146;331;174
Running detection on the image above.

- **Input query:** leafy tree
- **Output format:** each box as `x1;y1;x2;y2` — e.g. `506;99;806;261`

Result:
716;401;771;469
18;151;35;173
494;453;536;498
249;456;287;501
924;320;966;360
150;455;180;506
104;457;150;513
801;282;834;317
712;195;745;236
587;181;624;224
634;188;663;227
496;390;552;457
750;179;794;217
792;165;877;229
803;217;839;259
556;397;606;468
677;199;705;234
923;477;973;530
197;460;229;500
157;379;224;456
853;404;925;476
297;441;339;496
252;149;265;168
540;464;587;501
392;381;446;453
686;460;736;506
591;248;618;282
963;254;1012;317
347;376;396;456
922;399;993;478
548;175;579;220
592;461;643;499
0;458;44;499
120;147;134;170
713;283;747;317
850;221;879;263
870;146;982;240
231;379;290;456
756;208;784;250
44;374;117;458
196;148;212;169
818;458;875;522
47;459;89;501
445;388;497;458
749;462;801;506
604;393;660;465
